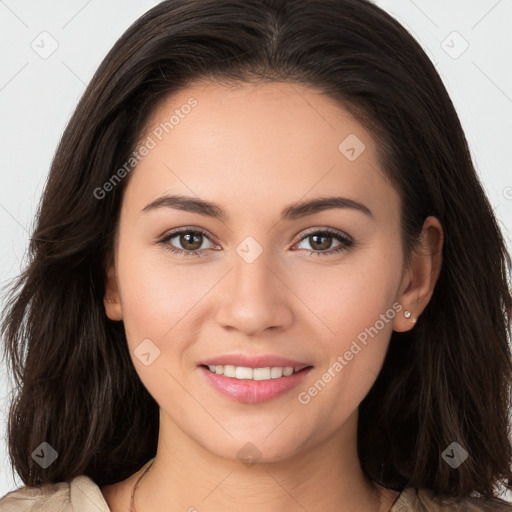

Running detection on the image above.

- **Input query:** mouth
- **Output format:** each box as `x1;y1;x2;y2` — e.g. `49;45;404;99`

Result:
197;353;314;403
199;364;312;381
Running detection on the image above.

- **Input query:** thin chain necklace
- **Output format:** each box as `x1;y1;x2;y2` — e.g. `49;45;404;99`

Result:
129;459;155;512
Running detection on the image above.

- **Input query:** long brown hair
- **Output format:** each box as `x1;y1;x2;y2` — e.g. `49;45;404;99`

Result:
2;0;511;506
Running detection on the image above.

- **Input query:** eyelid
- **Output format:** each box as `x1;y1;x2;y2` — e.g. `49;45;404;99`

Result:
159;225;219;244
159;225;352;244
291;226;353;246
158;225;353;257
157;227;218;259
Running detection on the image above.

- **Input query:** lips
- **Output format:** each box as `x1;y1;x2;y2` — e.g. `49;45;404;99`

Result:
198;364;313;403
197;353;314;403
199;354;312;373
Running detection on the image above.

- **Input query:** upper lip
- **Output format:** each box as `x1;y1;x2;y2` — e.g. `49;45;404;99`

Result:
200;354;312;372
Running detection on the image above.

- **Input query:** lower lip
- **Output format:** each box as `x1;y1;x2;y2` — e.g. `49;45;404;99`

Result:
198;366;313;403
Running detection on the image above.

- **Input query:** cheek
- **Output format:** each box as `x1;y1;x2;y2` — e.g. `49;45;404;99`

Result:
114;234;197;346
114;239;216;403
291;240;402;346
292;242;402;414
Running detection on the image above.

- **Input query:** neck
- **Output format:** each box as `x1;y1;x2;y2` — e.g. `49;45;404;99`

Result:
130;409;395;512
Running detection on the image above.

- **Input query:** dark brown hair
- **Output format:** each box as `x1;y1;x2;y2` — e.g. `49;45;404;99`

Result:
2;0;512;507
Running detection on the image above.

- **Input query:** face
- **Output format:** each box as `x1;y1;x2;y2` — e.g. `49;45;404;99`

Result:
104;81;418;463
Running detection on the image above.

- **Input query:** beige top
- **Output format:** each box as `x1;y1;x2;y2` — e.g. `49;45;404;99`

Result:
1;474;511;511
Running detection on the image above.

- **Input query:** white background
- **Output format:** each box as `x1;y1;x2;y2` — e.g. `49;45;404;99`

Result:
1;0;511;502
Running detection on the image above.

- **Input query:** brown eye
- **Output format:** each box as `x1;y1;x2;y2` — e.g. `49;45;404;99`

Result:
178;231;203;251
159;227;217;257
294;229;353;257
308;233;334;251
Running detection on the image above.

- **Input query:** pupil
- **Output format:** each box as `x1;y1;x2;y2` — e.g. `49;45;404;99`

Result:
311;234;331;251
182;232;201;250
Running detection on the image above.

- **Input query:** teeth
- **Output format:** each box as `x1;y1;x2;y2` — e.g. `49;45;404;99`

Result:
206;364;296;380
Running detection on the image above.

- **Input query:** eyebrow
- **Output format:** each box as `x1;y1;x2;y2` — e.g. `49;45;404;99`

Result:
141;194;373;220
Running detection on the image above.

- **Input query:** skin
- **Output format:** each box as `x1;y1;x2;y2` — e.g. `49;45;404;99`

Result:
101;81;443;512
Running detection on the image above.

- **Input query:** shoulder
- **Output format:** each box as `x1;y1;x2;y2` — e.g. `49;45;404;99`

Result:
391;485;512;512
0;475;110;512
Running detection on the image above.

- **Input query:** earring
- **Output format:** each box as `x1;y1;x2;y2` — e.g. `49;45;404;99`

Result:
404;310;411;319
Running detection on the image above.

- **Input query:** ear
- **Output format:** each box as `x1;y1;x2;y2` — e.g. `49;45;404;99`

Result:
104;264;123;321
393;216;443;332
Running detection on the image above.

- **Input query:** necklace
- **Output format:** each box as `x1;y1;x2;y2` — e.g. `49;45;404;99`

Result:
129;459;155;512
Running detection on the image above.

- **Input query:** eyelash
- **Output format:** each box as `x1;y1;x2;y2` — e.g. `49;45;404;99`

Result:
158;226;353;258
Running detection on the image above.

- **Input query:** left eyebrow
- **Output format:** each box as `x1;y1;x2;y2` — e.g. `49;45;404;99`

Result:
141;194;373;220
281;196;373;220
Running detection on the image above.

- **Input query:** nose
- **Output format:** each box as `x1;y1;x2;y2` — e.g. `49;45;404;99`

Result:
214;246;294;336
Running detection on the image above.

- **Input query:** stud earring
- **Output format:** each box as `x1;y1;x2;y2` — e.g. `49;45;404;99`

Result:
404;310;411;319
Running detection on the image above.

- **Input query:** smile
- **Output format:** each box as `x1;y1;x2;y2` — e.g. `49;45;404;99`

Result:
199;365;313;403
205;364;297;380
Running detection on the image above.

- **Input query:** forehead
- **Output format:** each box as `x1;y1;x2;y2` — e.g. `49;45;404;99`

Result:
125;81;399;224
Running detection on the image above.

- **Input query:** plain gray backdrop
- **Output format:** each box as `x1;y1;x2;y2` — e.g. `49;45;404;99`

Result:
1;0;511;501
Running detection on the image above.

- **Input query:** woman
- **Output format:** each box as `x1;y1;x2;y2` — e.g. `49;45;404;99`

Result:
1;0;511;511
